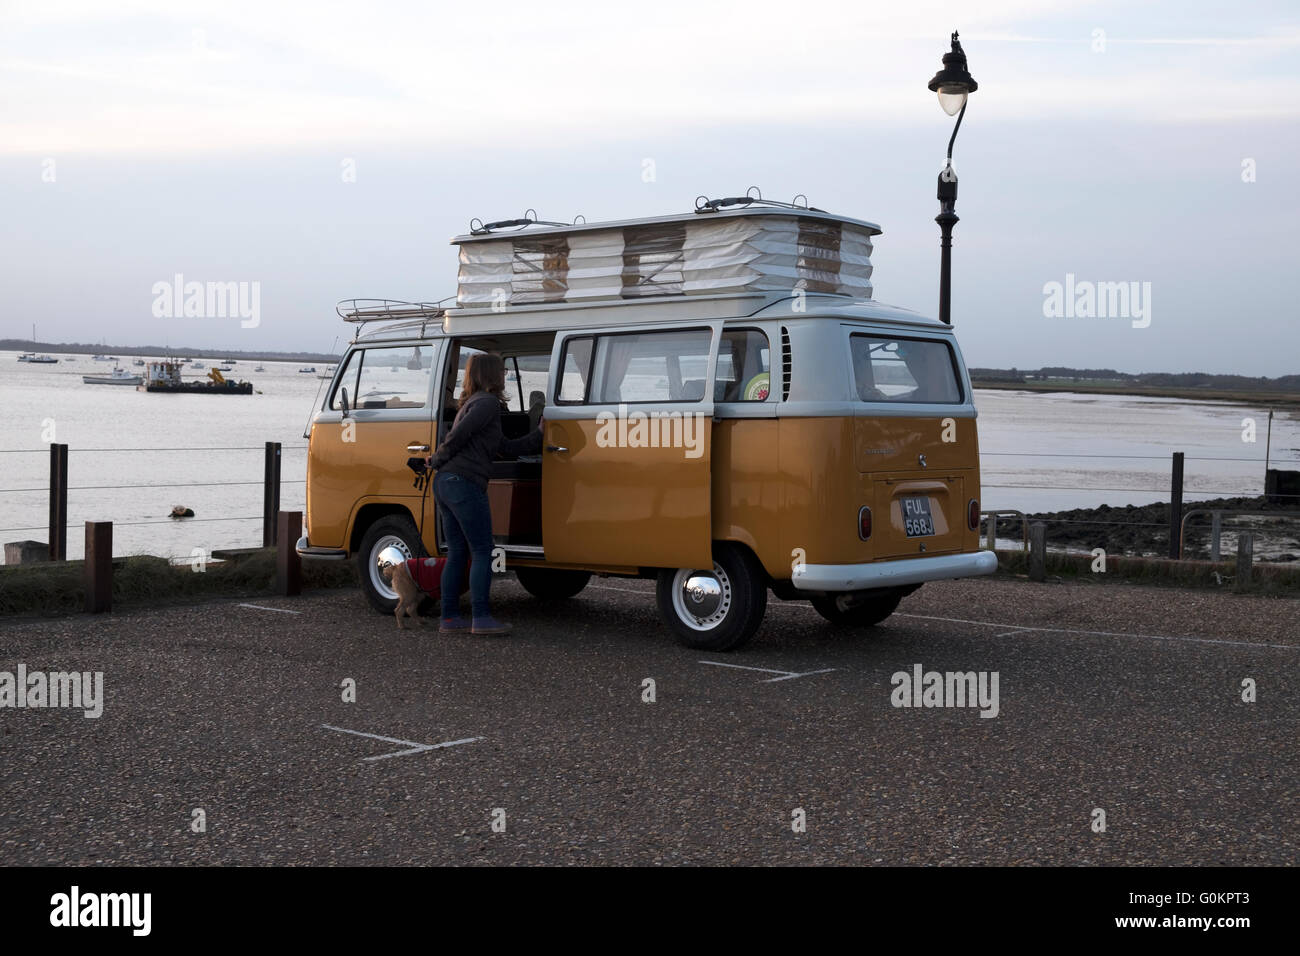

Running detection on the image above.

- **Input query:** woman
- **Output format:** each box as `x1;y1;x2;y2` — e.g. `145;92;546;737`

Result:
427;353;542;635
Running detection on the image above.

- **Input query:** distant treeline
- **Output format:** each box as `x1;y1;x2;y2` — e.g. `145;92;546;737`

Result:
1;339;339;364
970;366;1300;392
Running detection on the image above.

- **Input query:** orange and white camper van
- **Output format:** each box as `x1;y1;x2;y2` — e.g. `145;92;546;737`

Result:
298;196;996;650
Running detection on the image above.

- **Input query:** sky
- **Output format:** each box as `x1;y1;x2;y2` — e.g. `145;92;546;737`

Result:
1;0;1298;375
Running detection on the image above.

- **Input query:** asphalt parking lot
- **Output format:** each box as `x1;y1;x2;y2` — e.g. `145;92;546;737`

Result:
1;575;1296;865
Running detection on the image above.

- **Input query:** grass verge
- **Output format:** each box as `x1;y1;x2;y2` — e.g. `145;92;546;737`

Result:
0;550;358;618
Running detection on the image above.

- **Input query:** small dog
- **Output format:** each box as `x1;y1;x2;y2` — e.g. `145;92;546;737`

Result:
381;560;424;629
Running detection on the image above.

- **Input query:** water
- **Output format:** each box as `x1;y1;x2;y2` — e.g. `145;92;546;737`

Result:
2;352;1298;561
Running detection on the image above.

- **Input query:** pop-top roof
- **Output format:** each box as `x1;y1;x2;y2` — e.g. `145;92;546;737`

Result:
451;200;881;309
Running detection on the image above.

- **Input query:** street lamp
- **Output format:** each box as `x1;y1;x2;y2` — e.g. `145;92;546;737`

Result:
927;31;978;326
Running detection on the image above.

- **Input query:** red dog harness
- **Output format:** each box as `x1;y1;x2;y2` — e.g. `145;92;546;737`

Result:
404;557;470;599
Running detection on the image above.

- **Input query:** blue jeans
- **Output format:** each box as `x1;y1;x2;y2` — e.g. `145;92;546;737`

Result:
433;471;494;619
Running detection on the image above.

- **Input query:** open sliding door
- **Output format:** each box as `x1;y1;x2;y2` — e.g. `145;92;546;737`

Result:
542;324;719;569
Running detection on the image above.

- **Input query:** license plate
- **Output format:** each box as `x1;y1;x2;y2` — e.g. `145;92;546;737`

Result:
901;497;935;537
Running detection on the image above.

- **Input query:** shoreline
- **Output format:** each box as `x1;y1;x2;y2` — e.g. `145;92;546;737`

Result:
973;381;1300;407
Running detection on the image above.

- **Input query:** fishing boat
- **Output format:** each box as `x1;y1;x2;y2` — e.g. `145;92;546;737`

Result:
254;364;266;372
299;366;317;374
83;367;142;386
141;360;253;394
92;354;111;362
16;326;58;363
133;358;146;366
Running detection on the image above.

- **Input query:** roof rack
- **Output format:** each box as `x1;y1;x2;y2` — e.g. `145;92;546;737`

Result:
335;298;453;323
694;186;825;214
468;209;587;236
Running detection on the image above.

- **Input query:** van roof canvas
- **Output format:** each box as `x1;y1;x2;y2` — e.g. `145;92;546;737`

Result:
452;207;881;308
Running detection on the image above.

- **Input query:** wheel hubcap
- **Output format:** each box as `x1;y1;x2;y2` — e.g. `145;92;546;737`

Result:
371;537;412;601
671;563;731;631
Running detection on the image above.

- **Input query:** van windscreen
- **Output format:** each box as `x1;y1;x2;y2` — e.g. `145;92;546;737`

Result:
849;334;963;404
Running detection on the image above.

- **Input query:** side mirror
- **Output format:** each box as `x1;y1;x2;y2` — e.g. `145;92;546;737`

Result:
340;387;351;418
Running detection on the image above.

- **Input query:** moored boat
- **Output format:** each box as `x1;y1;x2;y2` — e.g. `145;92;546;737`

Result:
83;367;142;386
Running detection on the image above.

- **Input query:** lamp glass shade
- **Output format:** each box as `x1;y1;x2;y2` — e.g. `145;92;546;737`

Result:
937;88;967;115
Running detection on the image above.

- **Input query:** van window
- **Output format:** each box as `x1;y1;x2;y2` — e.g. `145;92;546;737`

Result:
557;329;712;403
557;337;593;402
715;328;770;402
589;328;712;403
849;334;962;404
332;345;432;410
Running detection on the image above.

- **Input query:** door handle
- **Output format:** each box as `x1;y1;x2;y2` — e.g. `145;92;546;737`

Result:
407;443;431;454
546;445;568;453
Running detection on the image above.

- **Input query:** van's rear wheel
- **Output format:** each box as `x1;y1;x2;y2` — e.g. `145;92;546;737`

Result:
514;567;590;600
810;592;902;628
656;544;767;651
357;513;426;615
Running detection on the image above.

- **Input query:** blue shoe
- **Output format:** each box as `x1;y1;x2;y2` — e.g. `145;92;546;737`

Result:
439;616;471;633
471;616;512;635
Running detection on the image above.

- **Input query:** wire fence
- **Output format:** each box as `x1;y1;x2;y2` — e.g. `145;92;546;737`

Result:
2;444;1298;555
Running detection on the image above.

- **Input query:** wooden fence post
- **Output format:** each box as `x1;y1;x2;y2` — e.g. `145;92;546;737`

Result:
84;521;112;613
1168;452;1184;559
1028;522;1047;582
1235;533;1254;592
276;511;302;596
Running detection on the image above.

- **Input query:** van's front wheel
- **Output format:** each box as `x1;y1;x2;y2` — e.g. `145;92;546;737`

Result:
656;545;767;651
357;513;425;615
810;591;902;628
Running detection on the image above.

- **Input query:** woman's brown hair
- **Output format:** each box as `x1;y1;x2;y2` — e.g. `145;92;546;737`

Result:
460;352;507;407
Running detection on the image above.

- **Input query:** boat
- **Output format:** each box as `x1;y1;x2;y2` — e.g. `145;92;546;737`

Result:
191;361;205;369
83;367;142;386
16;326;58;363
133;358;146;366
218;364;234;372
299;366;317;374
92;354;111;362
317;365;336;379
254;364;266;372
141;360;253;395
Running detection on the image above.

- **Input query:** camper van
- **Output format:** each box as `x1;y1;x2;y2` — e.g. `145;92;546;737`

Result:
298;197;996;650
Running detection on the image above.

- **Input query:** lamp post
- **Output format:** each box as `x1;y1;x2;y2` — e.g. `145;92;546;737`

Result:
928;32;978;326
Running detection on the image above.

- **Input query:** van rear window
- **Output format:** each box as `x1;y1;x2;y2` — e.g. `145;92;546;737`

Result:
849;334;962;404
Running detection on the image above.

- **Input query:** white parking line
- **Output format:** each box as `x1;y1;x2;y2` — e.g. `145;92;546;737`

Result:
891;612;1300;651
591;581;1299;652
238;603;302;615
698;660;838;683
321;724;483;762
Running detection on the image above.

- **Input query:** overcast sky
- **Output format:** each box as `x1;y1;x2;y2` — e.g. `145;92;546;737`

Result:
2;0;1297;374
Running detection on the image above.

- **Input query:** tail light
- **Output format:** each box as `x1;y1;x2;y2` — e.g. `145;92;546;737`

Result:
858;506;872;540
967;498;980;530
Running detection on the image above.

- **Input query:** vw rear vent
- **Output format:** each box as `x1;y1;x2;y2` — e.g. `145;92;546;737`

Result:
781;326;792;400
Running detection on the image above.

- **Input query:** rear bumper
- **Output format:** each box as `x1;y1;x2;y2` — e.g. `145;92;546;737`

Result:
295;534;348;561
791;550;998;592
